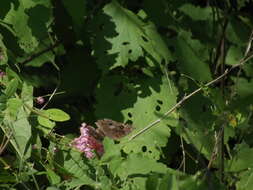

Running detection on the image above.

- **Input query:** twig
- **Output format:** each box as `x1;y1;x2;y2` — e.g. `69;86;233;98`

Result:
41;87;58;110
0;130;13;155
178;136;186;172
20;41;61;65
34;91;65;99
244;30;253;57
207;125;224;170
129;31;253;141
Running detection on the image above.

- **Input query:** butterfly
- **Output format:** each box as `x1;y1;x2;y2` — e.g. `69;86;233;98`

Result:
94;119;133;140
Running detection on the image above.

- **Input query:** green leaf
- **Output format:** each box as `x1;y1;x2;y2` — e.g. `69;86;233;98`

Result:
0;170;16;183
233;78;253;98
4;1;38;53
46;187;60;190
227;142;253;172
62;0;86;36
37;109;69;133
94;1;171;71
37;115;55;133
26;3;52;40
66;178;91;190
21;82;33;114
236;168;253;190
19;40;55;67
179;4;213;21
177;91;217;159
159;173;179;190
5;98;23;120
243;63;253;78
170;31;212;82
226;15;251;46
237;0;248;9
5;68;21;82
101;138;121;162
44;108;70;122
4;105;32;159
54;149;95;185
0;34;8;65
4;78;19;98
113;153;167;179
95;75;178;159
226;45;243;65
0;94;7;114
143;0;170;27
45;167;61;185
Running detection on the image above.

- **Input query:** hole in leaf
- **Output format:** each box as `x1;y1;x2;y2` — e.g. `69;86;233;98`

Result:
157;100;163;105
128;49;132;54
128;112;132;118
148;150;152;153
122;42;130;45
126;120;133;125
156;105;161;111
142;146;147;152
141;36;148;42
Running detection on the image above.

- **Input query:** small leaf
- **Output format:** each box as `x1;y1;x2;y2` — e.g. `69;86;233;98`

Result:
179;4;212;21
5;78;19;98
38;115;55;129
45;108;70;122
45;167;61;185
4;105;32;159
227;142;253;172
5;98;23;120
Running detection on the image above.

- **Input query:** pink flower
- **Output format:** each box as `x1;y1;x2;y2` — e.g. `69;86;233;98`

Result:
71;123;104;159
0;70;5;78
36;96;45;104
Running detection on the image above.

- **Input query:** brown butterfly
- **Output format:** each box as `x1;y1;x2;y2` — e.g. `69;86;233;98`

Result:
95;119;133;140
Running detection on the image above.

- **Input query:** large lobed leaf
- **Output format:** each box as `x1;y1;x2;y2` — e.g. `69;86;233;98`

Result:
93;1;171;71
95;75;178;159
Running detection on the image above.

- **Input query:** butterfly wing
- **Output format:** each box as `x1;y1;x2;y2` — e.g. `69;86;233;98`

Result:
95;119;133;140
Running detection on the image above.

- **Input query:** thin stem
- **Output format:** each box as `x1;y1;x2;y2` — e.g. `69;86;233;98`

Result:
129;30;253;141
178;136;186;172
41;87;58;110
0;130;13;155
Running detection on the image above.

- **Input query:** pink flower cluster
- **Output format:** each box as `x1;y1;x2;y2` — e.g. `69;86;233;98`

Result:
71;123;104;159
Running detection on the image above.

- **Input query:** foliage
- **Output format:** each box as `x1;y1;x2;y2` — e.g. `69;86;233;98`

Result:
0;0;253;189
